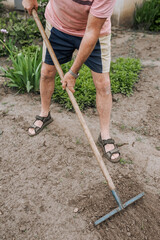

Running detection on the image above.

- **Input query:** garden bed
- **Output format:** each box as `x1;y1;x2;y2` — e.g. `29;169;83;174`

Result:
0;27;160;240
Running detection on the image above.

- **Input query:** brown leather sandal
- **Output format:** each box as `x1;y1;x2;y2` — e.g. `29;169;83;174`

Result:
97;134;121;163
28;112;53;137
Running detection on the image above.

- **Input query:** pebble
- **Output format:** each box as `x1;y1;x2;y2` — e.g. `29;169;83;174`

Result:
127;232;131;237
19;226;26;232
74;208;79;213
127;227;130;232
0;129;3;135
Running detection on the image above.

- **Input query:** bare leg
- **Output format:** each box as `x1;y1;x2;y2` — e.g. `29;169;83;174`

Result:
28;63;56;135
92;71;119;160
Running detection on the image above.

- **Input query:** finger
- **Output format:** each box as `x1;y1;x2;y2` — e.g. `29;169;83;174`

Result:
62;80;67;90
67;86;75;93
35;3;38;11
28;9;32;15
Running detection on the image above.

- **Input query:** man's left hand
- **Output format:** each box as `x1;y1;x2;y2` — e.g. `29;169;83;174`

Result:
61;72;76;93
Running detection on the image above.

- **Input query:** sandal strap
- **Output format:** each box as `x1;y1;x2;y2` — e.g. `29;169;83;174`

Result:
36;115;45;121
35;112;51;122
101;138;115;147
105;148;120;159
98;134;120;162
29;124;40;131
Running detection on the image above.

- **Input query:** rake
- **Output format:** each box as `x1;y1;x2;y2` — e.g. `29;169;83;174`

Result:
32;9;144;226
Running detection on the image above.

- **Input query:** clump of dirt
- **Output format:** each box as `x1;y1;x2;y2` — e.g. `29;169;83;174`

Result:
0;28;160;240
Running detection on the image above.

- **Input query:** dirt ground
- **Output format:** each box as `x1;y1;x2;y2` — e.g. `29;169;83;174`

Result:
0;28;160;240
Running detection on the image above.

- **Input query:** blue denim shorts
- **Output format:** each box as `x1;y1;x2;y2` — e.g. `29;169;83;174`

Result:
43;22;111;73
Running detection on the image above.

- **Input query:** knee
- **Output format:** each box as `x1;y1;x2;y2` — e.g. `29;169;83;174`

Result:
94;74;111;95
41;63;56;82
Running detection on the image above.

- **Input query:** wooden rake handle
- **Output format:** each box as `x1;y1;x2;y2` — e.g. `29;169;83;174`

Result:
32;9;116;191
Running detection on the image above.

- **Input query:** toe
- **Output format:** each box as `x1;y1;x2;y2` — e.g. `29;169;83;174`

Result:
28;127;36;136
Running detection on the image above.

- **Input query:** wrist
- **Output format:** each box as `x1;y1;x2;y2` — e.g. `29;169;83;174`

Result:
69;69;79;79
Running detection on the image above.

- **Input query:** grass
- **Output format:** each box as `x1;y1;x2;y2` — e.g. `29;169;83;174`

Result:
120;158;133;165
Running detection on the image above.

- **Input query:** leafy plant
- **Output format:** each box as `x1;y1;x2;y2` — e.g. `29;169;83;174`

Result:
0;45;42;93
0;1;47;56
37;0;48;27
1;52;141;110
53;58;141;110
53;61;96;111
0;0;4;13
0;34;18;57
110;57;141;96
133;0;160;32
0;11;42;56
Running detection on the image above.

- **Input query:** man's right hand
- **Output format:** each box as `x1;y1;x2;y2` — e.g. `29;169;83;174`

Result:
22;0;38;15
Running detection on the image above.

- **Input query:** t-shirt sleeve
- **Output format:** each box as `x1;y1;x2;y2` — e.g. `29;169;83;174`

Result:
90;0;116;19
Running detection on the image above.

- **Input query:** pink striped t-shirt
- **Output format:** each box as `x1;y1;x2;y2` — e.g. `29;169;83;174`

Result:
45;0;116;37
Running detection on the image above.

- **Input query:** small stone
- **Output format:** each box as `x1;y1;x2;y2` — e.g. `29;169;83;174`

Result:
127;227;130;232
19;226;26;232
127;232;131;237
74;208;79;213
0;129;3;135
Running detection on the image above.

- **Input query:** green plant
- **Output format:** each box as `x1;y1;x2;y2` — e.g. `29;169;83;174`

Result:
133;0;160;31
0;45;42;93
53;58;141;110
0;0;49;56
0;11;42;56
110;58;141;96
0;0;4;13
1;52;141;110
37;0;48;27
120;158;133;165
53;61;96;111
0;35;18;57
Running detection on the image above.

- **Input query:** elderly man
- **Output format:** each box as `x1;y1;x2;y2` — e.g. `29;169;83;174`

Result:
22;0;120;163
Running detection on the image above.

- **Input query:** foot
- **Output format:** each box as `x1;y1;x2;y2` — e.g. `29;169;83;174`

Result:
97;134;120;163
28;112;53;136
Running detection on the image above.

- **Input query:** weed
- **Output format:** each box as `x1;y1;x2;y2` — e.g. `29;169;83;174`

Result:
120;124;127;130
120;158;133;165
130;126;140;133
141;221;144;230
156;146;160;151
136;137;142;142
75;137;82;145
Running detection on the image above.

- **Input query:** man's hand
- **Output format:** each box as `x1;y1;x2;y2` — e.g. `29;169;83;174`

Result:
61;72;76;93
22;0;38;15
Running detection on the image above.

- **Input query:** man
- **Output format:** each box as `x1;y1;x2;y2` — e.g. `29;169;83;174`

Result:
22;0;120;163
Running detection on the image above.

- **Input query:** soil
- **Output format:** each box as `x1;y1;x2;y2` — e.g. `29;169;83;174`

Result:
0;28;160;240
